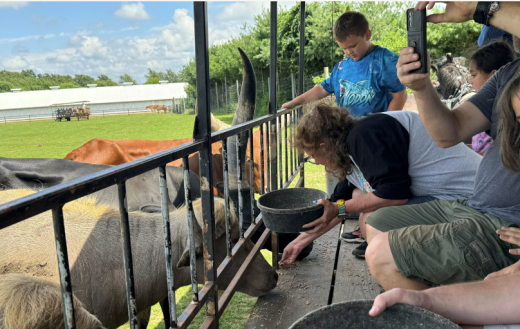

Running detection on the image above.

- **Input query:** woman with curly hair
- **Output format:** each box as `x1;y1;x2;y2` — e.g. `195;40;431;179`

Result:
279;104;482;264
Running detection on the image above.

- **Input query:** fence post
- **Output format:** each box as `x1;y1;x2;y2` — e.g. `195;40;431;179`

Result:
215;82;219;110
4;117;6;124
267;78;270;99
236;79;239;99
269;1;279;270
224;77;228;112
29;115;31;122
291;73;295;99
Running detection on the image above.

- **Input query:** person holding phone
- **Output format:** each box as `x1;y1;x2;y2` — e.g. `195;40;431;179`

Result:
363;1;520;292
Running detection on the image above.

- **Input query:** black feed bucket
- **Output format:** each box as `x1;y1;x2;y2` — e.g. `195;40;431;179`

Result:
257;187;328;233
288;300;459;329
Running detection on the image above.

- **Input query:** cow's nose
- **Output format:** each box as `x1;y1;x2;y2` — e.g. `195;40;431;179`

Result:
274;271;279;282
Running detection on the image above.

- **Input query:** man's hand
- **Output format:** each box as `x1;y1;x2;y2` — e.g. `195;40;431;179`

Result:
302;199;339;234
281;101;296;110
279;240;306;268
485;261;520;281
369;288;432;317
415;2;477;24
396;48;431;92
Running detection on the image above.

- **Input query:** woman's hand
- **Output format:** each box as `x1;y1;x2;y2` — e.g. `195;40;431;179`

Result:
302;199;339;234
279;240;306;268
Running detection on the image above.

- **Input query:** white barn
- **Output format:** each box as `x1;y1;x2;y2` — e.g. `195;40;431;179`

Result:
0;82;188;119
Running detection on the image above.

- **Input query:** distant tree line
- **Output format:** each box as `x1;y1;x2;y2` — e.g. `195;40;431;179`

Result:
0;2;481;95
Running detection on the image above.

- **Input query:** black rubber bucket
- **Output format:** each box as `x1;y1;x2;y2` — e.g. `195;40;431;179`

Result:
288;300;459;329
257;187;328;233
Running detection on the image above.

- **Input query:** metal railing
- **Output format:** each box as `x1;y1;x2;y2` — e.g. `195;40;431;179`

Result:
0;2;307;329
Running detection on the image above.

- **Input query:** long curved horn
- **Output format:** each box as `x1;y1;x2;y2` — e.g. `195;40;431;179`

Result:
227;47;256;187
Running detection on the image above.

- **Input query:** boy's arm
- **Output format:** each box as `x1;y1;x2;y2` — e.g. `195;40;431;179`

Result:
281;84;330;109
387;89;407;112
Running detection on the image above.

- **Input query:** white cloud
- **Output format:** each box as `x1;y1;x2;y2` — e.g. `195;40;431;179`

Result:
0;33;55;44
114;2;150;20
0;1;28;9
2;55;30;69
79;36;108;57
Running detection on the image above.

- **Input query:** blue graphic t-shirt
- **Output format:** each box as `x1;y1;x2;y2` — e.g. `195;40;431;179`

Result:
321;46;406;117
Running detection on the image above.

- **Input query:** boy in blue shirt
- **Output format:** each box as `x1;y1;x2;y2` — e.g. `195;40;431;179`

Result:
282;11;407;117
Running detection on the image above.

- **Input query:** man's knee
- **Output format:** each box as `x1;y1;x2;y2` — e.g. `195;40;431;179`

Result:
366;232;393;272
365;223;382;243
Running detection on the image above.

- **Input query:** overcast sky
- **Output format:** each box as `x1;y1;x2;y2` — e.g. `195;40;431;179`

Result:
0;1;296;84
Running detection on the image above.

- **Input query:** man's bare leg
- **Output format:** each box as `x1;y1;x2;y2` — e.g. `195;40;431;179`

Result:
366;231;430;291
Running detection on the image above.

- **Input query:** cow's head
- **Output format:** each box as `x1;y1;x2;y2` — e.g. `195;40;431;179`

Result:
176;198;277;297
431;53;470;99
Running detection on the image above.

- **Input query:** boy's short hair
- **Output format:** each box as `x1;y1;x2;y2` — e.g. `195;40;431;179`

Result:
334;11;369;41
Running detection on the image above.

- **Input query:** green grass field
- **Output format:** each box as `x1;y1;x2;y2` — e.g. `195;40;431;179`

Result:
0;112;325;328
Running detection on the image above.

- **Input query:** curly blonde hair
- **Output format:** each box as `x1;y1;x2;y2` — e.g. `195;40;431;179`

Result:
294;104;360;178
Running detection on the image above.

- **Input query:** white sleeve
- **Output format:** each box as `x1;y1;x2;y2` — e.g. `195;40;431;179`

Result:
484;325;520;329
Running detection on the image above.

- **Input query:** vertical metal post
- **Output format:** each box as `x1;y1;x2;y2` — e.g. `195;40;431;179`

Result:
159;165;178;328
270;1;279;270
266;122;271;193
224;77;228;112
278;116;283;189
299;2;305;97
117;182;138;329
249;129;255;224
193;2;218;324
299;2;306;188
236;134;244;239
284;113;288;182
221;143;232;257
183;157;199;302
52;206;76;329
260;124;265;195
215;82;219;109
290;112;294;174
291;73;296;99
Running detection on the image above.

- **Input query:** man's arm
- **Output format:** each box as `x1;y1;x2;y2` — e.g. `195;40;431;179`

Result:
281;84;330;109
397;49;491;148
345;192;407;213
418;2;520;40
370;271;520;326
387;90;407;112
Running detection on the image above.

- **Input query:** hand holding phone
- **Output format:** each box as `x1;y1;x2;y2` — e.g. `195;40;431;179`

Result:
407;8;428;74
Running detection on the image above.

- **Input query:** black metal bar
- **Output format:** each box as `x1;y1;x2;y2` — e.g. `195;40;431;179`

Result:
259;124;265;195
236;133;244;239
193;2;218;324
299;2;305;97
299;108;305;187
328;217;346;305
270;1;279;271
290;112;294;174
222;142;232;258
159;165;178;328
278;116;283;189
285;113;289;183
183;157;199;303
249;129;255;226
266;122;271;193
117;182;138;329
52;206;76;329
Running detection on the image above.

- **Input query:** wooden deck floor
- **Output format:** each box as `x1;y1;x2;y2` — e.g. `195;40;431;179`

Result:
244;220;381;329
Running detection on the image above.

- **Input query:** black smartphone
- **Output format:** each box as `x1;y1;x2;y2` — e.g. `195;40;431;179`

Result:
407;8;428;74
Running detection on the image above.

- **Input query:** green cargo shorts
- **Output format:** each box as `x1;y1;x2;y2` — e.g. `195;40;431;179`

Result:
366;199;520;286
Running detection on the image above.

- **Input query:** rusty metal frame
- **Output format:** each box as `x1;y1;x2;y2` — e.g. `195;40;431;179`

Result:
0;2;307;329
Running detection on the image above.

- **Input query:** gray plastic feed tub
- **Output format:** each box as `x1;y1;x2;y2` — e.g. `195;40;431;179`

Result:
288;300;459;329
257;187;328;233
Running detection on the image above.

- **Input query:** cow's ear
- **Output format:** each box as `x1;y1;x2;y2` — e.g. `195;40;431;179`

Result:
215;182;225;196
140;205;162;213
176;209;204;268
